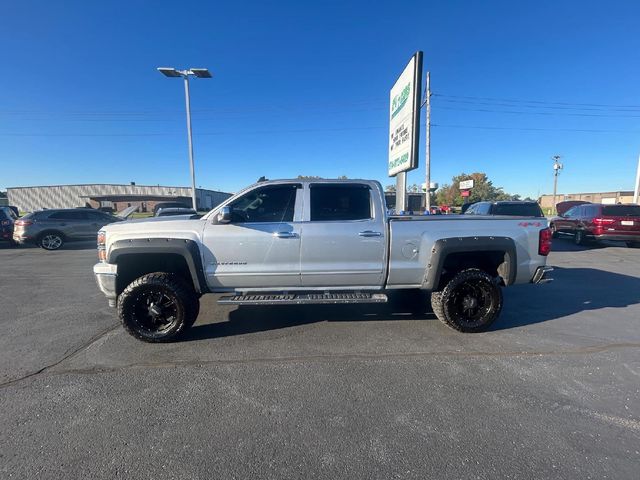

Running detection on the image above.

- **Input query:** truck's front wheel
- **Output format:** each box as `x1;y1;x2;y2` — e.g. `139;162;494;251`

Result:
431;268;503;333
118;273;199;342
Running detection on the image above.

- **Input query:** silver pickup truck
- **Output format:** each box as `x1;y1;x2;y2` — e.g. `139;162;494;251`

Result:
94;179;553;342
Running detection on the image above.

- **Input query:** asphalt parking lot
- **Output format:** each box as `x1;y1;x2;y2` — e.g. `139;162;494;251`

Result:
1;239;639;479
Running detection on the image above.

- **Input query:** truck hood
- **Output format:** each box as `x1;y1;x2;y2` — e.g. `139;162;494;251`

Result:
101;217;206;244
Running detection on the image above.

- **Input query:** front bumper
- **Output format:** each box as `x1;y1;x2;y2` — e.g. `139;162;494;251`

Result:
532;266;554;284
94;262;118;307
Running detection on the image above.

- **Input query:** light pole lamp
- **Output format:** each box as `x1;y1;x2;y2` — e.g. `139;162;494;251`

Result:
157;67;212;210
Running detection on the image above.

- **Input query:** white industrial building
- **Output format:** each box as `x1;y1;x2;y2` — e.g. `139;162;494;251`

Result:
7;183;231;213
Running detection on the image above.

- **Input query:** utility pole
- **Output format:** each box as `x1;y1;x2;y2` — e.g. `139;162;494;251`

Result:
552;155;563;214
425;72;432;212
634;154;640;204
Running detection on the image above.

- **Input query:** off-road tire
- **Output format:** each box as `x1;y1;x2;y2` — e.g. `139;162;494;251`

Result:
39;232;64;250
430;268;503;333
574;230;585;245
118;272;199;342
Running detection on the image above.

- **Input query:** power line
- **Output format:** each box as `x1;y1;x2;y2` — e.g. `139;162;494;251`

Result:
434;104;640;118
434;93;640;109
432;123;638;133
435;97;640;113
0;125;388;137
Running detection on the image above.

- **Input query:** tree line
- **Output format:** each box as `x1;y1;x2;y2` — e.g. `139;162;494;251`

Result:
386;172;534;206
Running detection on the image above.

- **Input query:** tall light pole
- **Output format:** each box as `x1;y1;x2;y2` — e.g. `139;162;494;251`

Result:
552;155;563;214
158;67;212;210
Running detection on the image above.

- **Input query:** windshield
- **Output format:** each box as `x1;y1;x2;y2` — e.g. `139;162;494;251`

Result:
602;205;640;216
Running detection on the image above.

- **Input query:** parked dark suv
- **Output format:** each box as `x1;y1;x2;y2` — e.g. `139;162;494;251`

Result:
13;209;123;250
464;201;544;217
550;203;640;247
1;207;18;245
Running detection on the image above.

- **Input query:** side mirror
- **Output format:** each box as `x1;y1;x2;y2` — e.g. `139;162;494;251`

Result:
217;206;231;223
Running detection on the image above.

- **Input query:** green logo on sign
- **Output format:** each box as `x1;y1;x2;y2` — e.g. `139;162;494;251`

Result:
391;83;411;119
389;152;409;170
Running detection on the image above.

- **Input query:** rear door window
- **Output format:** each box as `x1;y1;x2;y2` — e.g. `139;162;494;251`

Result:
583;205;599;219
86;211;112;221
310;184;371;221
602;205;640;217
476;203;491;215
48;211;88;220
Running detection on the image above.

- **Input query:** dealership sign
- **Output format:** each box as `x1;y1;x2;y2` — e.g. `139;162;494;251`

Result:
459;179;474;190
388;52;423;177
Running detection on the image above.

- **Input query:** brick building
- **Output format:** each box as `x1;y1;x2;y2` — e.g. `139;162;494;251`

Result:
538;190;635;210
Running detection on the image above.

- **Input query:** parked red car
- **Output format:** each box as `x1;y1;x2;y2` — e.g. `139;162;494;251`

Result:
550;203;640;247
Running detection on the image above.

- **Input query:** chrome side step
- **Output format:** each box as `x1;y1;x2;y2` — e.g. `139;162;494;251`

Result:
218;292;388;305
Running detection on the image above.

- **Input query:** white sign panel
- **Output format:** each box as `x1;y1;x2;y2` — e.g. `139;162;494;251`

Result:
388;52;422;176
459;179;474;190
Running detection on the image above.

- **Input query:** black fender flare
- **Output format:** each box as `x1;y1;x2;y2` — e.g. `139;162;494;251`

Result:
423;236;517;290
108;238;208;294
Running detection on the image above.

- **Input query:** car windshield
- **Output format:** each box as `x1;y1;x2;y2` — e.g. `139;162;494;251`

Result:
601;205;640;216
492;203;543;217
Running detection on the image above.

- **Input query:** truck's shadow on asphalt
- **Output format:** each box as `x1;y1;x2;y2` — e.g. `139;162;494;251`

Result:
183;266;640;340
183;290;436;341
495;266;640;330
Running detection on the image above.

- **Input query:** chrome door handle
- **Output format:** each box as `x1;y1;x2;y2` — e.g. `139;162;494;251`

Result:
273;231;299;239
358;231;382;237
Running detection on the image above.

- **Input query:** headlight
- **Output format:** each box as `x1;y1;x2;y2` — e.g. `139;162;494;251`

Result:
97;230;106;262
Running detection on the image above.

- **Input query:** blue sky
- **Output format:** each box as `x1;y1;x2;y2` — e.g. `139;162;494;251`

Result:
1;0;639;198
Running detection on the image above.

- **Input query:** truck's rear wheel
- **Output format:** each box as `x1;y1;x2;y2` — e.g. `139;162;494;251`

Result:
430;268;503;332
118;272;199;342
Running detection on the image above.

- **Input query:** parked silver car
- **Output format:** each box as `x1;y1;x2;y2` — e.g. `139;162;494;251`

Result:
13;208;124;250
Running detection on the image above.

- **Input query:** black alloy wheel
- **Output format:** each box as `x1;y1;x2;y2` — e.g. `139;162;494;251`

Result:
431;268;503;333
118;273;199;342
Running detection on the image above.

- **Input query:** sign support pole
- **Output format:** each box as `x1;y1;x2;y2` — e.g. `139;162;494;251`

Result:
396;172;407;212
